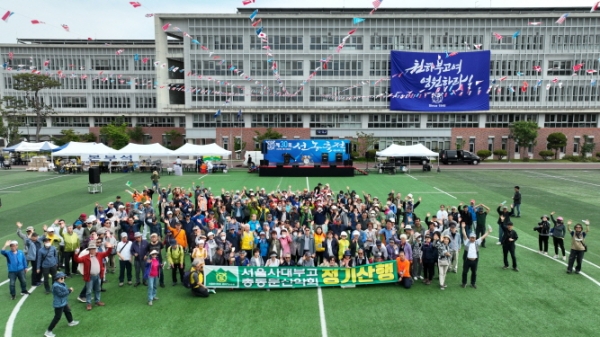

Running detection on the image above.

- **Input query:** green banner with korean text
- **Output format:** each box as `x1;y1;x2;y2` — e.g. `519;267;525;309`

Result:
204;261;398;289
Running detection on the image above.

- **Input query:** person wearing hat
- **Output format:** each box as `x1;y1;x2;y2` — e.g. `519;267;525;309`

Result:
144;250;161;305
130;232;149;287
372;239;388;261
496;203;515;245
37;236;59;294
421;233;437;285
190;259;209;298
500;220;519;272
461;222;492;289
411;233;423;280
265;252;280;267
146;233;165;288
44;272;79;337
165;220;188;252
534;215;552;255
267;229;281;258
167;240;186;286
235;250;250;266
16;222;42;285
435;233;454;290
566;220;590;274
339;250;354;268
550;212;566;260
116;233;133;286
191;238;208;264
337;232;350;261
58;221;80;277
255;232;269;263
474;204;490;248
2;240;29;299
42;224;63;251
74;239;113;310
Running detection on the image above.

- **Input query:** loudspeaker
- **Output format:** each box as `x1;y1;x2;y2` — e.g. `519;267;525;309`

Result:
88;166;101;184
314;164;321;168
343;160;353;166
276;164;283;168
321;153;329;163
260;160;269;166
261;142;267;154
283;153;291;164
292;164;299;168
330;164;337;168
335;153;343;163
345;142;351;154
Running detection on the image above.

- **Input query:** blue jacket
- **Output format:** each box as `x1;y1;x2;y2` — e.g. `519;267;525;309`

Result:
130;240;149;261
52;281;71;308
37;246;59;269
1;249;28;273
255;237;269;257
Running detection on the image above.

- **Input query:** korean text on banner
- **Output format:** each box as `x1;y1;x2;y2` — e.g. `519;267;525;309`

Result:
262;139;350;164
390;50;491;112
204;261;398;289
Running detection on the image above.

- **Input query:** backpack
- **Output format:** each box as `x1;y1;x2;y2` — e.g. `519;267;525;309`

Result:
182;270;192;289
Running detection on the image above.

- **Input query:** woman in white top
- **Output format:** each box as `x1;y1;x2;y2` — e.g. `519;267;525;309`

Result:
250;249;263;267
364;222;377;258
265;253;280;267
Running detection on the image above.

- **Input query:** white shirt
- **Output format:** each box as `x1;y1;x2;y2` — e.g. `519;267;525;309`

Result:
176;158;182;165
116;241;132;260
465;239;481;259
437;210;448;221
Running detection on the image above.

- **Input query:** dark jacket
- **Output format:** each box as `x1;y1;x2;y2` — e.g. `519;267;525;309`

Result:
501;225;519;246
323;238;339;259
534;221;551;236
130;240;150;261
421;241;438;263
497;206;515;226
210;253;227;266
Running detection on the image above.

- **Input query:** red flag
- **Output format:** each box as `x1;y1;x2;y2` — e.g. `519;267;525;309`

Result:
242;0;255;5
43;60;50;67
532;65;542;72
61;24;69;32
251;19;262;27
31;20;45;24
348;29;357;35
129;2;142;8
8;52;13;60
573;63;584;71
493;32;502;41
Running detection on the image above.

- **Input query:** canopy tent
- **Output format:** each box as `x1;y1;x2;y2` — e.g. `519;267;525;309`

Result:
52;142;118;158
2;141;58;152
376;143;439;172
117;143;175;156
172;143;232;157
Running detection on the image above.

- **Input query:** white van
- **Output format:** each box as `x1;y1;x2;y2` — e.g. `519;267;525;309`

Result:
242;151;263;167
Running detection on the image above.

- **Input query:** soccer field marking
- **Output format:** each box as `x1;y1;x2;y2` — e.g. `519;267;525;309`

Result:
306;176;328;337
529;171;600;188
0;175;65;191
409;192;478;194
433;187;457;199
406;174;418;180
4;284;37;337
489;235;600;287
197;174;208;180
0;268;32;287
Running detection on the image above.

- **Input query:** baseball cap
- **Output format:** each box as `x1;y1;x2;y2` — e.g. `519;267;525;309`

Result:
54;272;67;280
134;232;142;238
469;233;477;238
26;226;34;232
376;240;382;245
404;225;412;230
9;240;18;246
167;211;173;215
47;227;55;232
120;233;128;238
80;213;87;220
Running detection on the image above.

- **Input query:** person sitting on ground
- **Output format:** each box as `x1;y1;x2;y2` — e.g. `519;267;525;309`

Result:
396;251;412;289
190;260;209;298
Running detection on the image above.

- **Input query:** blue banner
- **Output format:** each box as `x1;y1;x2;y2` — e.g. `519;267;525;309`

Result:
262;139;349;164
390;50;490;111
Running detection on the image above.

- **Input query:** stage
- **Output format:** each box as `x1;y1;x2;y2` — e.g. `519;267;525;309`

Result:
258;165;354;177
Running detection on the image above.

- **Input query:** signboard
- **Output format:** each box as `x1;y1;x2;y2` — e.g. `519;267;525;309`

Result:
315;130;328;135
204;261;397;289
81;154;140;162
262;139;349;164
390;50;490;111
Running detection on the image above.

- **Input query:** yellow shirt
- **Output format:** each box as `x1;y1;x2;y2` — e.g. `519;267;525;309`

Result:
338;239;350;259
314;233;326;252
241;231;254;250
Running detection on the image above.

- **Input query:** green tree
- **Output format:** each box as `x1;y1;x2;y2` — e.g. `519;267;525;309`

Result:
509;121;540;158
164;130;183;150
0;96;26;145
546;132;567;160
51;129;81;146
234;137;247;152
581;135;596;158
100;122;130;149
493;149;507;160
80;132;97;142
539;150;554;161
127;126;145;143
12;74;61;141
456;138;465;150
354;131;376;157
254;127;283;143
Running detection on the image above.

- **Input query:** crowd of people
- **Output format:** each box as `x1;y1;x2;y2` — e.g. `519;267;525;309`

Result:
0;181;591;337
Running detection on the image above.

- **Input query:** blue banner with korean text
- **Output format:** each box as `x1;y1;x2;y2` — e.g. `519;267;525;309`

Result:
262;139;350;164
390;50;490;111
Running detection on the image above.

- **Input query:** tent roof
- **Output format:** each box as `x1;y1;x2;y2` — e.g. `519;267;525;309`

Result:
52;142;118;156
2;141;58;152
376;144;439;157
172;143;232;156
117;143;175;156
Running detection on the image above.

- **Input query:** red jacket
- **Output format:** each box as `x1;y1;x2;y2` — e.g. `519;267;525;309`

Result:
74;248;112;282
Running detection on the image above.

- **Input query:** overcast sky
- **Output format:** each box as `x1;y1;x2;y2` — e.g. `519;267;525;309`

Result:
0;0;593;43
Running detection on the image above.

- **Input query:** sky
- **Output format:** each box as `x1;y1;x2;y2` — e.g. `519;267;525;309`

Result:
0;0;594;44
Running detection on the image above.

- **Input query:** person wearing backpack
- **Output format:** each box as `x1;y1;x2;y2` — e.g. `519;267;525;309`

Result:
189;260;209;297
461;222;491;289
167;240;185;286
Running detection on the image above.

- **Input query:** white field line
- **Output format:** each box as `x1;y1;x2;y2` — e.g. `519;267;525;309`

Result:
0;268;32;287
530;171;600;188
489;235;600;287
197;174;208;180
406;174;418;180
0;176;65;191
4;284;38;337
433;187;457;199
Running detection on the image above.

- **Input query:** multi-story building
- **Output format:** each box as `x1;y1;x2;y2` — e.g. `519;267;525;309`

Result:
2;7;600;158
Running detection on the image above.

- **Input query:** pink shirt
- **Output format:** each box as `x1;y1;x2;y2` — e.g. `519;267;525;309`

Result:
149;258;160;277
279;235;292;255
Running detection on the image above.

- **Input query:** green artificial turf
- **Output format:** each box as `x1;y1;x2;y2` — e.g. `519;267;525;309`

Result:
0;168;599;336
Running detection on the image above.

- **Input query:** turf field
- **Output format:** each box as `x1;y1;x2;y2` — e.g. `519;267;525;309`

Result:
0;167;599;337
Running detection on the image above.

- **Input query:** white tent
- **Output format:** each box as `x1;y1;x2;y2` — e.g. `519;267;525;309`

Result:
376;143;439;172
53;142;118;157
117;143;175;156
2;141;58;152
173;143;231;156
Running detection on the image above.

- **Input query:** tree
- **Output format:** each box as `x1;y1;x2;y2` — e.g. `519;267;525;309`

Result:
509;121;540;158
80;132;97;143
0;96;26;145
127;126;145;143
51;129;81;146
164;130;183;150
493;149;507;160
100;122;130;149
254;127;283;143
581;135;596;158
539;150;554;161
476;149;492;161
234;137;247;152
546;132;567;160
12;74;61;141
456;138;465;150
354;131;376;157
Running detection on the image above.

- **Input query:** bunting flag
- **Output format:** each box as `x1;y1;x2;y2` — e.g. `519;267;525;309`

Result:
61;24;69;32
533;65;542;72
353;18;365;24
493;32;502;40
473;44;482;50
145;14;154;17
31;20;45;24
8;52;13;60
129;2;142;8
372;0;382;9
591;1;600;12
162;23;171;31
116;49;125;55
528;21;543;25
249;9;259;21
556;13;568;24
242;0;256;5
1;11;14;22
237;109;243;120
552;77;559;83
586;69;597;74
251;19;262;27
573;63;584;71
44;60;50;67
126;181;132;187
214;109;221;118
512;30;521;38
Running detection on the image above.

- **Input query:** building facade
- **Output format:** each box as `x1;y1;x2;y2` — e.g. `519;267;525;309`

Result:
2;7;600;158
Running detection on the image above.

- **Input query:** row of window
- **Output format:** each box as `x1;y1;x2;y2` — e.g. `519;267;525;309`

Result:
41;96;156;109
21;116;185;128
4;56;155;72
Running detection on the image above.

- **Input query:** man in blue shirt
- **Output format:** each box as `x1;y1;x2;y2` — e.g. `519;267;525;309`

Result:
2;240;30;300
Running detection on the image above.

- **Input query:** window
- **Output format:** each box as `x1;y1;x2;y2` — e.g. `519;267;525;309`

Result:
251;114;302;128
430;35;483;51
370;60;390;76
501;137;507;151
544;114;598;128
485;114;537;128
515;35;544;50
309;61;362;76
92;96;131;109
369;87;390;102
193;60;243;76
490;85;541;103
488;137;494;152
371;35;423;50
49;96;87;108
310;35;363;50
137;117;174;127
367;114;420;128
58;77;87;90
191;86;244;102
426;114;478;128
92;77;132;90
310;86;363;102
94;117;132;127
134;57;154;71
52;117;89;127
192;113;241;128
92;58;128;71
469;137;475;152
551;34;600;50
573;137;580;153
250;86;302;102
250;35;303;50
195;35;243;50
490;36;515;50
310;114;361;128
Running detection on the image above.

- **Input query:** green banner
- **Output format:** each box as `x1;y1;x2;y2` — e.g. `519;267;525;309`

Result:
204;261;398;289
